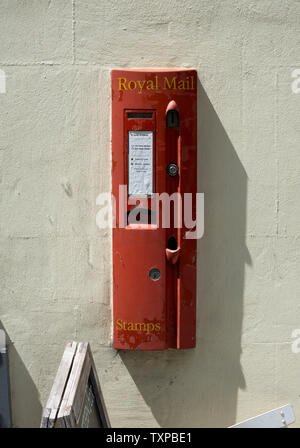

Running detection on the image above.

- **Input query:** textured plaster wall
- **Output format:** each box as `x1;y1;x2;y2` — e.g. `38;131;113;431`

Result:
1;0;300;428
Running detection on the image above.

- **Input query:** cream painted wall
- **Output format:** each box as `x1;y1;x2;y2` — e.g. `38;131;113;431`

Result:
1;0;300;427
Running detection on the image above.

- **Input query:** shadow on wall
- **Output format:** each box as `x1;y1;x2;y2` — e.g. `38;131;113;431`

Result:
0;321;42;428
120;78;251;428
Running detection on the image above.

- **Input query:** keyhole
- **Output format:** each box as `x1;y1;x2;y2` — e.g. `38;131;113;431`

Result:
149;268;161;280
166;110;179;128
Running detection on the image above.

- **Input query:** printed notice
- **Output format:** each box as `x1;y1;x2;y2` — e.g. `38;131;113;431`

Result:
128;131;153;196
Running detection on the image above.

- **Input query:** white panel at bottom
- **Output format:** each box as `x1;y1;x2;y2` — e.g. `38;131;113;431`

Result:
230;404;295;428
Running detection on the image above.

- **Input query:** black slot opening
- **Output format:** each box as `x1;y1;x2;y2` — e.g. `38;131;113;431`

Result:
167;236;178;250
127;208;156;225
128;112;153;119
166;110;179;128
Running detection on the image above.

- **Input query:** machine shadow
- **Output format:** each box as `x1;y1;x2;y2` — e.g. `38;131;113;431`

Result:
0;321;42;427
120;79;250;428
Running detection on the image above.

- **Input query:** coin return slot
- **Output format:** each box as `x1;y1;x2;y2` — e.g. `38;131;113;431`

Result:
167;236;178;250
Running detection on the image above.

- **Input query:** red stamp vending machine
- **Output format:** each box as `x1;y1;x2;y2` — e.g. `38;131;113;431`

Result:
111;69;197;350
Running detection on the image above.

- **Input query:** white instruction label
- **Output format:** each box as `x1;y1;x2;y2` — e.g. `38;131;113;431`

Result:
128;131;153;196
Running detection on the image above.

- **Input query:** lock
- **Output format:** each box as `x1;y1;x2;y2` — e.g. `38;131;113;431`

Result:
111;69;197;350
149;268;161;280
167;163;179;177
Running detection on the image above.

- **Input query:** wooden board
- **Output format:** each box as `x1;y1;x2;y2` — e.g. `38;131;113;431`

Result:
41;342;110;428
40;341;77;428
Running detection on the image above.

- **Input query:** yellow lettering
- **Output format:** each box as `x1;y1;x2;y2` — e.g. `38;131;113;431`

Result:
116;320;160;333
116;319;123;330
146;323;155;335
191;76;194;90
118;77;127;91
163;76;177;90
178;80;185;90
137;80;146;94
146;80;154;90
128;80;137;90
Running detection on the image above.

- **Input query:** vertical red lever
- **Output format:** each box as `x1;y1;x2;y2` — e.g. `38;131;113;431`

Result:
165;100;182;348
176;134;182;349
